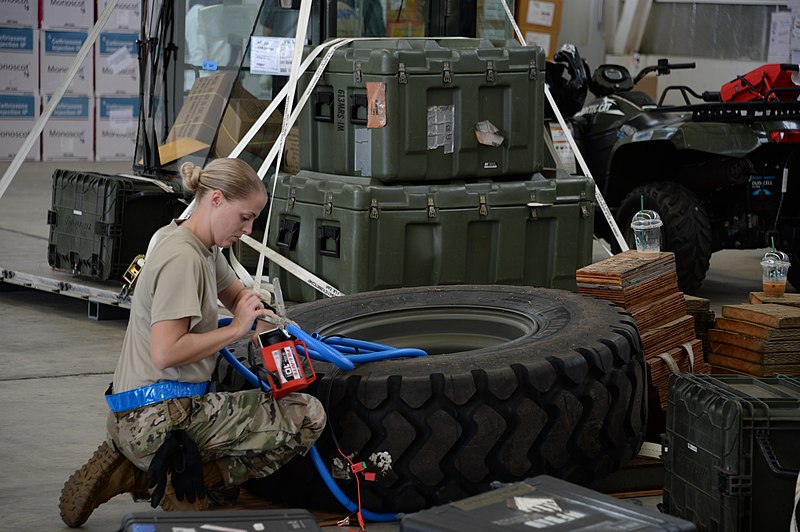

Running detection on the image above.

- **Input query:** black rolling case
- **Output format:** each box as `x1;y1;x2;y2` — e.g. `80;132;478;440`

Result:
119;509;323;531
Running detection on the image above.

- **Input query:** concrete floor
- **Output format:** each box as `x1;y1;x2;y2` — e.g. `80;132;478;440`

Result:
0;160;788;530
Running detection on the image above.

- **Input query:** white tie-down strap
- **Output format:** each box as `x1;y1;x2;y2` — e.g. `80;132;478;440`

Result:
240;235;343;298
496;0;628;252
228;245;275;305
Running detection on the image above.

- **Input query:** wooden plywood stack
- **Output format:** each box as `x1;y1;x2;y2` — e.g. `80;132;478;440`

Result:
577;251;710;418
685;294;715;359
707;304;800;376
749;292;800;307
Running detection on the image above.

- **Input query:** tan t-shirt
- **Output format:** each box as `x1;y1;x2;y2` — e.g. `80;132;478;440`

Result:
112;220;238;393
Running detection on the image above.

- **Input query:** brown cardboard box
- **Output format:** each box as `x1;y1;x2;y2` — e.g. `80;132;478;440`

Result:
634;76;659;102
387;0;426;37
521;25;559;59
160;72;238;163
516;0;563;30
215;90;283;160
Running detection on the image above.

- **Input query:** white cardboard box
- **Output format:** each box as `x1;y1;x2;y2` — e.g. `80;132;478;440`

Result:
0;27;38;93
0;0;38;27
43;95;94;161
95;96;138;161
95;32;139;95
41;30;93;96
0;93;40;160
41;0;94;30
97;0;141;31
524;29;557;58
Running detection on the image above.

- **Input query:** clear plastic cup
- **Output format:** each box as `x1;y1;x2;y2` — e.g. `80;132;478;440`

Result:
761;250;791;297
630;210;663;255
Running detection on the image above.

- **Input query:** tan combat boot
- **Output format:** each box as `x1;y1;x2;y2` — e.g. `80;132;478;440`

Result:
59;441;148;528
159;461;228;512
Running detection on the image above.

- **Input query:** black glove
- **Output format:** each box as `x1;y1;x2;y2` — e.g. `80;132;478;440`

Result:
147;430;205;507
147;431;181;508
170;430;205;503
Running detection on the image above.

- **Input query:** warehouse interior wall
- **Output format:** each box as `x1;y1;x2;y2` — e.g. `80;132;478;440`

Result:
557;0;788;105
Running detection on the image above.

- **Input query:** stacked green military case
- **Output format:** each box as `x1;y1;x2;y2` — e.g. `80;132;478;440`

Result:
298;39;544;181
268;38;595;302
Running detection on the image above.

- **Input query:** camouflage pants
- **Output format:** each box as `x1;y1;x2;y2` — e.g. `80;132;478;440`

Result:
107;389;326;487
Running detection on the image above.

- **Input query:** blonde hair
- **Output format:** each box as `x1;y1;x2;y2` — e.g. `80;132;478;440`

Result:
180;159;266;201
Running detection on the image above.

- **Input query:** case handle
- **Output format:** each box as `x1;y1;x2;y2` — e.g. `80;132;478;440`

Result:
756;431;799;480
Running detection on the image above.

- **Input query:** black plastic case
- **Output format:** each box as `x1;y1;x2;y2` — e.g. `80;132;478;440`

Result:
400;475;696;532
119;508;323;531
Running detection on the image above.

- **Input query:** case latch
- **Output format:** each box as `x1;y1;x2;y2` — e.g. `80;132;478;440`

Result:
479;195;489;216
442;62;452;85
486;61;496;83
324;192;333;216
398;63;408;85
287;188;296;210
369;198;380;219
354;62;363;84
529;61;538;80
427;197;437;218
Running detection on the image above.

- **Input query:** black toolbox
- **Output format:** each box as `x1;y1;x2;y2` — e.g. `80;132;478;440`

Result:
119;508;323;531
47;169;182;281
662;373;800;532
400;474;696;531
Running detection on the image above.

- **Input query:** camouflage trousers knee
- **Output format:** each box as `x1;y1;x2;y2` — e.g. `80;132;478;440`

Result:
107;389;326;487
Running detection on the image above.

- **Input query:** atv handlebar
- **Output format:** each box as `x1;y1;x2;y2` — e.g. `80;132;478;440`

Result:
634;59;696;84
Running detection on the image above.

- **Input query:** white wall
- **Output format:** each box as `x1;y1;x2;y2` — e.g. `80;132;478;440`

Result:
606;53;762;105
558;1;766;105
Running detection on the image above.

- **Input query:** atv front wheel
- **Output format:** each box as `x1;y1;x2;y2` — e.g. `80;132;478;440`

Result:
247;285;646;514
616;182;712;293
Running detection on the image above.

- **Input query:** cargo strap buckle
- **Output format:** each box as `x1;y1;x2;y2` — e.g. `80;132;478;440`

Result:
119;254;146;300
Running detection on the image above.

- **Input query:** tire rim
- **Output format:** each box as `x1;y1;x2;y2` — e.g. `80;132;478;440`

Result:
311;305;540;355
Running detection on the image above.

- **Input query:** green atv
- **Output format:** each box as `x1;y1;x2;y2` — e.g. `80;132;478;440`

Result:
572;59;800;293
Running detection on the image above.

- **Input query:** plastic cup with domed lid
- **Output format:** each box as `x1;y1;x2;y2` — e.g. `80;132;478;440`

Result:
630;210;663;255
761;250;791;297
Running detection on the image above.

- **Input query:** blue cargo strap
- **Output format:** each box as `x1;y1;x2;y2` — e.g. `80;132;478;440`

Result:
105;380;211;413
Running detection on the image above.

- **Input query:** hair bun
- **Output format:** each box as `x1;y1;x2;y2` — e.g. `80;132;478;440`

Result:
180;161;203;190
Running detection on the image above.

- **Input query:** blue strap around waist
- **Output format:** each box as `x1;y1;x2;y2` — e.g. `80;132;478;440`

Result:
105;380;210;413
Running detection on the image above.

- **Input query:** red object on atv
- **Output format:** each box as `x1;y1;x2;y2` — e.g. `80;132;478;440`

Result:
720;64;800;102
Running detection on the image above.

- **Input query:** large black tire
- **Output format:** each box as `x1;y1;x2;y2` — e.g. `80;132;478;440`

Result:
248;285;646;514
616;182;712;293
